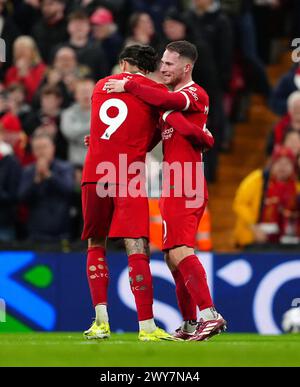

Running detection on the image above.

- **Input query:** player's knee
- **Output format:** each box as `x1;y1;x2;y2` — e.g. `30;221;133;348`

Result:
164;253;176;271
164;253;169;264
88;237;106;249
168;246;194;267
124;237;149;256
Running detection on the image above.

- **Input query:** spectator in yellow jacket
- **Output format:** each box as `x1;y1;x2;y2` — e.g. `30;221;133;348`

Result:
233;146;300;247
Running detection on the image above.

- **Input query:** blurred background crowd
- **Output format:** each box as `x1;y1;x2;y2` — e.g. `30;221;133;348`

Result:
1;0;300;251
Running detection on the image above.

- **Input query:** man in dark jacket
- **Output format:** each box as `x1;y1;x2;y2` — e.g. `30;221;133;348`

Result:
270;64;300;116
186;0;234;92
64;10;109;81
31;0;68;64
90;7;124;72
19;132;74;241
0;139;21;241
0;0;20;80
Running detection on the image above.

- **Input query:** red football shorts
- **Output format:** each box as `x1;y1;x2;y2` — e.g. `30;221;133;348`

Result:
159;196;208;251
81;183;149;240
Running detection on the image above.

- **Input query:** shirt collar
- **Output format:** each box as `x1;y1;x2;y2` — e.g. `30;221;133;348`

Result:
174;81;195;92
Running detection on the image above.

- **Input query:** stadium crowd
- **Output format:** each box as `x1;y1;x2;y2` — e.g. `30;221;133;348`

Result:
0;0;299;247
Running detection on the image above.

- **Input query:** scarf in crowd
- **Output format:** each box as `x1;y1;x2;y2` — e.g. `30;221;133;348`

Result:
274;113;291;144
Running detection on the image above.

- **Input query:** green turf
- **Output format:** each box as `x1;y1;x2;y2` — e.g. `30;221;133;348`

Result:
0;333;300;367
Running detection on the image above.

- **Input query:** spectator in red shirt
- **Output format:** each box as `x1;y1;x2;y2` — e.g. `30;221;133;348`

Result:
4;36;47;103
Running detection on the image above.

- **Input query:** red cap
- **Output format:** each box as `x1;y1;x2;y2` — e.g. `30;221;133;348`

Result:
271;145;296;165
90;8;113;25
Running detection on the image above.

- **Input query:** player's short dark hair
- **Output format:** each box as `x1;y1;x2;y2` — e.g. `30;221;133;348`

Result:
166;40;198;64
119;44;158;73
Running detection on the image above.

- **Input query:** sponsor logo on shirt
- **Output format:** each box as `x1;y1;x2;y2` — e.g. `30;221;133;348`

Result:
186;88;198;101
162;127;174;140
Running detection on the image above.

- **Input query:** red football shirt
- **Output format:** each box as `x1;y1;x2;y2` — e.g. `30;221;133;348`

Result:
82;73;162;184
160;81;210;200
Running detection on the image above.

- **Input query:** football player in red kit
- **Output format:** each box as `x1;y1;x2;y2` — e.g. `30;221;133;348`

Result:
82;44;211;341
105;41;227;341
82;45;178;341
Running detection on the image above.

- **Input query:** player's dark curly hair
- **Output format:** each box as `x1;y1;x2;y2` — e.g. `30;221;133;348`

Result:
119;45;158;73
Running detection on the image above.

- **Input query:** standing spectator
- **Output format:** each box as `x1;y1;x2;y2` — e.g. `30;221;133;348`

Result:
4;36;47;103
0;84;31;165
5;83;32;128
186;0;234;92
12;0;40;35
0;133;21;241
221;0;271;98
61;78;94;166
252;0;281;65
90;7;124;72
31;0;68;63
125;12;158;48
0;87;7;118
267;91;300;155
186;0;234;152
18;132;74;242
233;146;300;247
23;84;67;160
68;0;131;35
0;0;20;80
270;63;300;116
36;46;92;108
283;130;300;160
160;9;219;102
128;0;183;33
61;9;109;81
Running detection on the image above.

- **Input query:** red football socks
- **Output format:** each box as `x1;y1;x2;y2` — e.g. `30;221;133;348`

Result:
178;255;213;311
86;246;109;307
172;269;197;321
128;254;154;321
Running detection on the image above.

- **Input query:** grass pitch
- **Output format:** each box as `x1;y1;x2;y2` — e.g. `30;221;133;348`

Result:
0;333;300;367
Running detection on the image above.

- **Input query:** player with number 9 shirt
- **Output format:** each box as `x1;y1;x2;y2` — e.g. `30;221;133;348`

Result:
81;45;182;342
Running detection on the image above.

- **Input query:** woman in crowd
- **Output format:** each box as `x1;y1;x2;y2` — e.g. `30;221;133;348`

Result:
4;36;47;103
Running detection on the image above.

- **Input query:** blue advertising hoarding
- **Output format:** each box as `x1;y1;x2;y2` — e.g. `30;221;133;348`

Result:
0;251;300;334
